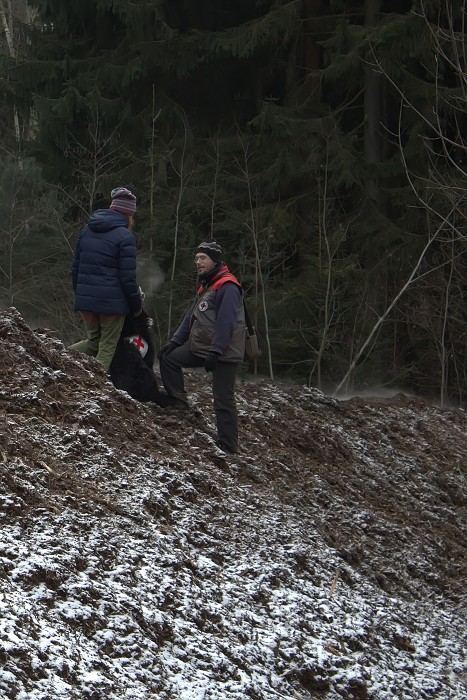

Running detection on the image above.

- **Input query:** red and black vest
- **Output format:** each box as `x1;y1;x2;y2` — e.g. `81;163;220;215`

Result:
190;266;246;361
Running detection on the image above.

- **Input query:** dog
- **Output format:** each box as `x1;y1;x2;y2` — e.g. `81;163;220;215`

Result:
108;309;170;407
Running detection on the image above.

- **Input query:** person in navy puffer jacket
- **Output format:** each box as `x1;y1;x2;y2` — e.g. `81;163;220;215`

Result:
69;187;143;370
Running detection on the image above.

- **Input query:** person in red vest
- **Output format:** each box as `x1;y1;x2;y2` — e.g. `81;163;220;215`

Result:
158;240;246;454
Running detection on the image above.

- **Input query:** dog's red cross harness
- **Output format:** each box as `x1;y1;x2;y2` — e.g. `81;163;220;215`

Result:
132;336;145;350
125;335;149;358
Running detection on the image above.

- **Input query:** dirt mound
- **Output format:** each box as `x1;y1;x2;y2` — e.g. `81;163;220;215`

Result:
0;307;466;699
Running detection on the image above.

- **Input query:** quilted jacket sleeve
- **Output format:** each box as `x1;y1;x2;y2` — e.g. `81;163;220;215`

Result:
118;233;142;314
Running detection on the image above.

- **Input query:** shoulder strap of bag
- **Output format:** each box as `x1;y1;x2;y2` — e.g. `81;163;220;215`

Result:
243;300;254;334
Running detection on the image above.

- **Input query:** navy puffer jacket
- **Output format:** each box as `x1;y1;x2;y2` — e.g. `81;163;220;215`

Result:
71;209;142;315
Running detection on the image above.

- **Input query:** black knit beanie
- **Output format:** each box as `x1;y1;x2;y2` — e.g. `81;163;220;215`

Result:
195;240;223;264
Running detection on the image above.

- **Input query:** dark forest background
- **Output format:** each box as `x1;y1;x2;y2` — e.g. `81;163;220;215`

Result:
0;0;465;403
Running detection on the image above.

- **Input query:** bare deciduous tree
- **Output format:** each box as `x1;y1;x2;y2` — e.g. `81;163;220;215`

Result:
335;1;466;402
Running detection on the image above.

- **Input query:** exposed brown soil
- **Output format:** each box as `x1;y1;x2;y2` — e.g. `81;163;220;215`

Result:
0;306;466;699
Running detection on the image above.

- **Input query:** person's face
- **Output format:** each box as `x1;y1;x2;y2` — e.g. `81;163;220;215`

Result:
194;253;216;276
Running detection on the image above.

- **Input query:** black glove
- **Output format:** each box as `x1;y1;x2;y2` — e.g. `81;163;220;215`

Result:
157;341;179;361
204;351;220;372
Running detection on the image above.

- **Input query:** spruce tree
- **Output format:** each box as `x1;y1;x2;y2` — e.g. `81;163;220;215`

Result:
6;0;465;401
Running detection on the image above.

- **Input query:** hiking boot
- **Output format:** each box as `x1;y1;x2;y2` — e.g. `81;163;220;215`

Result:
154;391;172;408
165;398;189;412
216;440;237;455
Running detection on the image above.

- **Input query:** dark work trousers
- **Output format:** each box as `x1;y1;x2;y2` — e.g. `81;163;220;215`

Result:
159;343;239;453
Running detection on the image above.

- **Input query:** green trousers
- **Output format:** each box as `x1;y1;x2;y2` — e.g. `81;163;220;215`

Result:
69;312;125;371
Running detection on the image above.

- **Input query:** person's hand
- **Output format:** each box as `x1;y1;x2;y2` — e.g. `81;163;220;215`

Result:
157;341;179;361
204;351;220;372
133;308;143;317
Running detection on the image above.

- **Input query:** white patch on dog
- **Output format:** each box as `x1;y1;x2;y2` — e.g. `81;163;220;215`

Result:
125;335;149;358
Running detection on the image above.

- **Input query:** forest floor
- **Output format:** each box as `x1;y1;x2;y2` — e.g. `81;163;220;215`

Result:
0;307;466;700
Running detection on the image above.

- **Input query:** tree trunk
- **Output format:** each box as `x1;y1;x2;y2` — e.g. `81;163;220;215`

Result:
303;0;322;96
364;0;383;207
0;0;22;152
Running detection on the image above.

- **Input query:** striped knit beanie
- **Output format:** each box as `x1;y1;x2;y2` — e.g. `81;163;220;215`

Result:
109;187;137;216
195;240;223;264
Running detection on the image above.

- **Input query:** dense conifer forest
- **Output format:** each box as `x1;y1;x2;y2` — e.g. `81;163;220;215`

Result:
0;0;465;403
